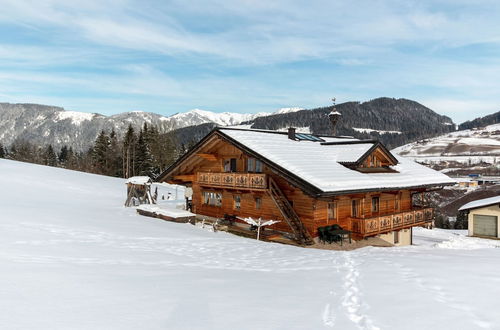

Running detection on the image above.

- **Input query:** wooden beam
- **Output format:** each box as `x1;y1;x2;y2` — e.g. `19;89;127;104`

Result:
173;174;195;182
195;153;218;161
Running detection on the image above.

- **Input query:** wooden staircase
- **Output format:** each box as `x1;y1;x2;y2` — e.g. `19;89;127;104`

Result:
267;177;314;245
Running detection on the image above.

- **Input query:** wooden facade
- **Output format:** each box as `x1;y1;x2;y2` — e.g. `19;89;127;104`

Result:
159;129;442;245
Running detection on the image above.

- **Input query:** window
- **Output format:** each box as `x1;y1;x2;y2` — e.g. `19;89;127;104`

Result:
255;160;263;173
394;230;399;244
202;191;222;207
224;158;237;172
234;195;241;210
351;199;359;217
247;158;255;172
247;157;263;173
372;197;380;213
255;197;262;209
327;201;337;221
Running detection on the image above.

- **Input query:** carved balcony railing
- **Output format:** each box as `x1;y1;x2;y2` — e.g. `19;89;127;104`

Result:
197;172;267;190
350;207;433;236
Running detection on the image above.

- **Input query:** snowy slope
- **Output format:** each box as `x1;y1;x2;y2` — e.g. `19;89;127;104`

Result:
393;123;500;165
1;158;500;329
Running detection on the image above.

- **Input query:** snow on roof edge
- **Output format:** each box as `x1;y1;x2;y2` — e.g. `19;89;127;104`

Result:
459;196;500;211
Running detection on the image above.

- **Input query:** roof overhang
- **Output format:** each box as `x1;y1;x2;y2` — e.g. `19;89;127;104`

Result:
316;182;455;199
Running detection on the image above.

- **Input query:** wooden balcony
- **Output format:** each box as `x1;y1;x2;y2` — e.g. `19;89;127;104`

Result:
350;207;433;237
197;172;267;190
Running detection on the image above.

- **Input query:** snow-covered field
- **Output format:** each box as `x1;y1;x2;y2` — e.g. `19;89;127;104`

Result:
393;123;500;165
1;159;500;330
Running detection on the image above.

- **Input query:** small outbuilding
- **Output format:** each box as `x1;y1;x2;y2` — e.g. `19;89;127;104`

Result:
459;196;500;238
124;176;156;207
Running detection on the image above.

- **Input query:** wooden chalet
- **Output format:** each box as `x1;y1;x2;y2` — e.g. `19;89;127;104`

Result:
157;127;455;246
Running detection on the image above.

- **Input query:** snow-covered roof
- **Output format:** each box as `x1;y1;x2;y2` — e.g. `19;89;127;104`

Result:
219;128;456;194
126;176;152;185
459;196;500;211
329;110;341;116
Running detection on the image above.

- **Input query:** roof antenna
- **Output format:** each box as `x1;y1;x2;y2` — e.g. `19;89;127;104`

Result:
328;97;341;136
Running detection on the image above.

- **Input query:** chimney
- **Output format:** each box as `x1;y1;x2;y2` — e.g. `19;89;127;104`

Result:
288;127;296;140
328;110;341;136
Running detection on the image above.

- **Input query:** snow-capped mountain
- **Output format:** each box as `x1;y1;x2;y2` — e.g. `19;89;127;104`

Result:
168;109;266;127
393;123;500;166
0;103;303;151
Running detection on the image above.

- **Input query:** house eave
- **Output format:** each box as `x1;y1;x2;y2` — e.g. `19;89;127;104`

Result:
316;182;454;198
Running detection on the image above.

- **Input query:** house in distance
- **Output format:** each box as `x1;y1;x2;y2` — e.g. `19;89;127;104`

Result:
157;116;455;246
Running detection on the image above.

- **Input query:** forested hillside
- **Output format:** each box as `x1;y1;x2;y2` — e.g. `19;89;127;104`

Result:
245;97;455;148
0;123;181;179
459;110;500;130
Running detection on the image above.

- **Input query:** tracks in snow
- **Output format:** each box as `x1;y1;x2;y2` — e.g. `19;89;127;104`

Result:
323;252;380;330
376;254;492;329
341;253;380;330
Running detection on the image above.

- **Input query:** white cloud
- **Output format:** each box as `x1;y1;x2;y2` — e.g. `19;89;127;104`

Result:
1;0;500;65
0;0;500;122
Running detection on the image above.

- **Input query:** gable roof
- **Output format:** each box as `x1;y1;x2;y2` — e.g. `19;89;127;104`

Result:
321;140;398;166
459;196;500;211
157;127;456;197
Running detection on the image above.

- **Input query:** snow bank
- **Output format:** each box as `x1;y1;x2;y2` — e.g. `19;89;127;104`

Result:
136;204;194;218
437;235;500;249
125;176;151;184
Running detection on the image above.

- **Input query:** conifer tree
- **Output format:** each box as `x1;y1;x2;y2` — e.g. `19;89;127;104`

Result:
58;145;69;165
135;128;154;176
0;143;5;158
123;124;136;178
66;147;77;169
109;129;122;177
44;145;58;166
92;130;111;174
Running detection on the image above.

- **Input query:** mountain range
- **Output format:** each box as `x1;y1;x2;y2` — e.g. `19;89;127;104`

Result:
1;98;499;152
0;103;303;151
170;98;461;149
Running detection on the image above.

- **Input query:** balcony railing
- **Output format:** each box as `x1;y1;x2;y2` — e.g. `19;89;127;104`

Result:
350;207;433;236
197;172;267;190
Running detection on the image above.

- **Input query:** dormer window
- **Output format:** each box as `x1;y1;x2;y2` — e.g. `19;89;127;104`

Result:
340;143;399;173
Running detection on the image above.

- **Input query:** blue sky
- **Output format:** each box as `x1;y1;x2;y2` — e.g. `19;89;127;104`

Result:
1;1;500;123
